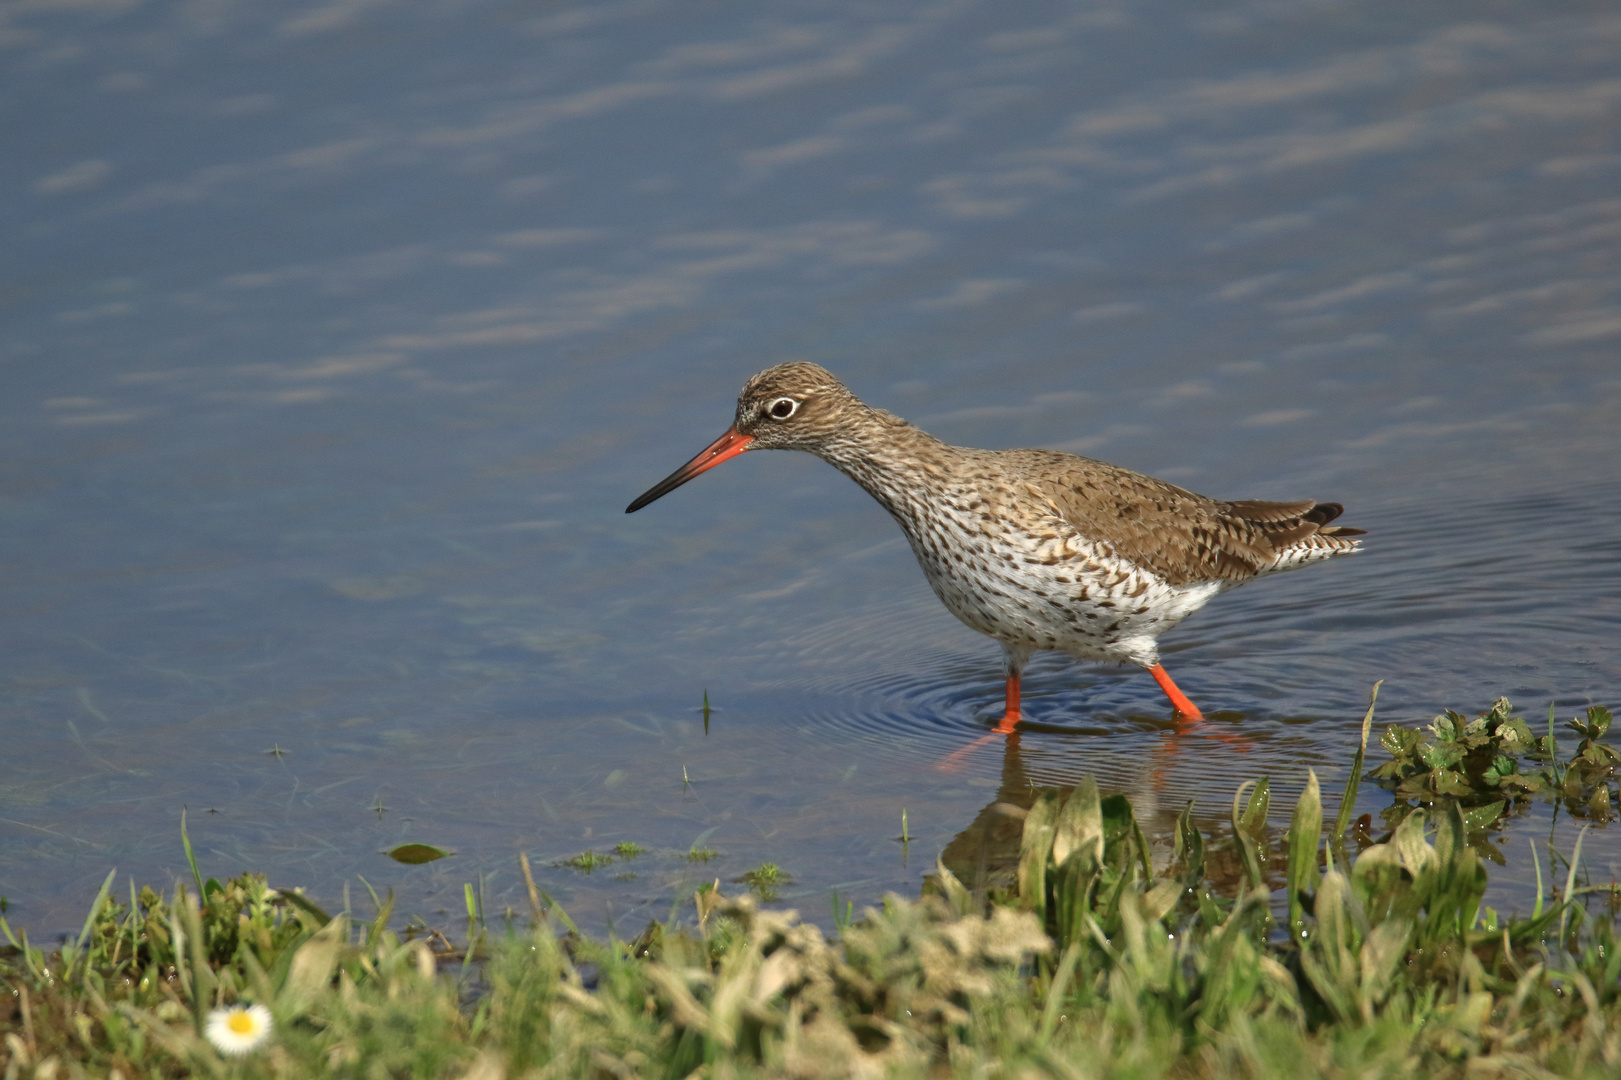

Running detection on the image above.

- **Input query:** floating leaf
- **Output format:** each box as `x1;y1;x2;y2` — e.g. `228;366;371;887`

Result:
387;843;452;865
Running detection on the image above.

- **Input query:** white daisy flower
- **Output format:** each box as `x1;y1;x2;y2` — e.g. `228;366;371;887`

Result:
204;1003;273;1056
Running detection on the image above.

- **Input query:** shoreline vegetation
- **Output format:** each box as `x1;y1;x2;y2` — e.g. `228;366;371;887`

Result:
3;695;1619;1078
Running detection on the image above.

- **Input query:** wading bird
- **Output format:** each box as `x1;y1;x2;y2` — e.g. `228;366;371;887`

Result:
627;363;1362;731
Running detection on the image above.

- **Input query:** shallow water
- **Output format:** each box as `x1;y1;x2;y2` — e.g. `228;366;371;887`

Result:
2;0;1619;937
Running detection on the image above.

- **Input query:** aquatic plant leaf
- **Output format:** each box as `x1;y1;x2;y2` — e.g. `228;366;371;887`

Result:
1392;810;1433;879
1050;777;1102;869
1497;773;1547;795
281;915;346;1015
1431;712;1465;741
1017;790;1059;920
1368;759;1407;780
1429;767;1471;796
1242;777;1271;832
1419;742;1464;770
1174;800;1204;885
1298;869;1359;1022
1348;835;1405;893
1432;801;1487;938
933;857;972;917
1589;786;1612;820
1285;770;1323;942
1462;801;1505;831
1230;781;1267;894
1499;718;1535;747
1381;725;1420;755
1433;800;1463;865
1142;879;1183;922
1333;686;1380;856
387;844;451;865
1483;755;1518;785
1581;742;1618;766
1358;915;1413;1009
274;887;333;924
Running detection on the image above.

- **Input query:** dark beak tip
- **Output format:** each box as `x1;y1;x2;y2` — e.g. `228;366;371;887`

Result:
624;426;752;516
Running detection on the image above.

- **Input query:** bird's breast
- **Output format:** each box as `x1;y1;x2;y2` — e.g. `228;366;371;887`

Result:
882;486;1191;651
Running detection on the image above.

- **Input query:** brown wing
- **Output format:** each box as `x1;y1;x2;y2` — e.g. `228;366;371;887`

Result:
1010;450;1362;586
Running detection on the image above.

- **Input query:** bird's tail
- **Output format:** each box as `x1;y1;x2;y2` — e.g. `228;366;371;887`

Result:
1302;502;1366;538
1225;499;1364;574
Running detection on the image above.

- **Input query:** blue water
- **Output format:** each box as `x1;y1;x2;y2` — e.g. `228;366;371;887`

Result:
2;0;1618;936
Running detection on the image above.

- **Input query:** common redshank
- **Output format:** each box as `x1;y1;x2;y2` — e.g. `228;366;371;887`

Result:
626;363;1363;730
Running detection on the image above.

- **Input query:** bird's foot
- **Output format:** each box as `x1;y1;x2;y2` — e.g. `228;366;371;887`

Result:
993;711;1020;735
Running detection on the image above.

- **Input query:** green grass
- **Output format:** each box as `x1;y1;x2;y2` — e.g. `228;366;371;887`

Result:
3;696;1619;1078
557;849;613;873
554;841;647;874
735;862;791;901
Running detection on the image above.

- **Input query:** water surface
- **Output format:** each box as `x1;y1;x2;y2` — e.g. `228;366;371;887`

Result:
2;0;1619;935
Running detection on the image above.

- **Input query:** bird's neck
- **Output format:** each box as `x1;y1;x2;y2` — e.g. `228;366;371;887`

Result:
811;408;953;523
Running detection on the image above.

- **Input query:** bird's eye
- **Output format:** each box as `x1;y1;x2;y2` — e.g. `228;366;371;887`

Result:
767;397;799;419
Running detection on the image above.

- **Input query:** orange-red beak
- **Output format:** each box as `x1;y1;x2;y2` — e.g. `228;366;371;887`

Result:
625;426;755;513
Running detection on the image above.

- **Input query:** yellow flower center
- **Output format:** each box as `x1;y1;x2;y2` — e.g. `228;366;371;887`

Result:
227;1011;257;1035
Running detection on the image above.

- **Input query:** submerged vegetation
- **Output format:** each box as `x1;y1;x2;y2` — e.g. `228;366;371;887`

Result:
3;697;1619;1078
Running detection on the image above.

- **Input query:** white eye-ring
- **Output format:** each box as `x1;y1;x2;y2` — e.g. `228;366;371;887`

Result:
766;397;799;420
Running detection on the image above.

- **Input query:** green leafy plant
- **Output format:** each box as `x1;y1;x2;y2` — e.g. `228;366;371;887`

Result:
1370;699;1620;824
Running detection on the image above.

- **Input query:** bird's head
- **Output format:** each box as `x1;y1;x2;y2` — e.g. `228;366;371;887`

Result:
625;362;861;513
731;362;857;451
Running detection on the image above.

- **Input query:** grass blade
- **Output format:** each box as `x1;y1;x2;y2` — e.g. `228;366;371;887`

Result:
1558;826;1590;949
1332;681;1381;848
179;808;205;899
1530;838;1544;921
68;869;117;978
1037;942;1082;1048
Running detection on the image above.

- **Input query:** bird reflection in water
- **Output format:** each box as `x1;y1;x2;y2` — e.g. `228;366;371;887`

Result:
935;714;1260;905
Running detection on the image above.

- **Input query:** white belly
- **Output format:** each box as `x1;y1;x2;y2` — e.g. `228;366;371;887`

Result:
896;501;1224;668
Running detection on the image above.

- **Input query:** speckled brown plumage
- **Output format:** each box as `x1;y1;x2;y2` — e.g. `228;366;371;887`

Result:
628;362;1364;725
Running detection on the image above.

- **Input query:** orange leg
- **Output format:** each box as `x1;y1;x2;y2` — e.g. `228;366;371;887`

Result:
1148;663;1204;720
995;669;1021;734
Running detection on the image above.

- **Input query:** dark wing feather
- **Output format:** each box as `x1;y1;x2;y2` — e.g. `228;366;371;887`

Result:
1013;451;1361;585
